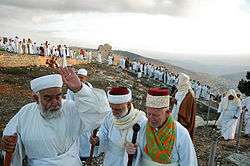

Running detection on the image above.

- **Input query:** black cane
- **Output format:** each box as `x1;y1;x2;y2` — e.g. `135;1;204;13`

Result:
127;123;140;166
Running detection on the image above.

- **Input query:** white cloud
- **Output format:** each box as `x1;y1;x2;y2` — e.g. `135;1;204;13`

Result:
0;0;250;56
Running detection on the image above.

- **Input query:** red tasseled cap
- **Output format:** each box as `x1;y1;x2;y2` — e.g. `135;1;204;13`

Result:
147;87;169;96
109;87;129;95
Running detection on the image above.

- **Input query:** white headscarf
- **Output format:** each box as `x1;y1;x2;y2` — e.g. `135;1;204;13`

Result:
176;73;194;95
222;89;241;111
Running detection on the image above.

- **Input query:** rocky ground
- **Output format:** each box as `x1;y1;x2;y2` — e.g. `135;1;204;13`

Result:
0;62;249;166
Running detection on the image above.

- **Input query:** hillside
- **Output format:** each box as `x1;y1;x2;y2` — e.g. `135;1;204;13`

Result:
0;52;249;166
71;48;230;94
113;50;230;93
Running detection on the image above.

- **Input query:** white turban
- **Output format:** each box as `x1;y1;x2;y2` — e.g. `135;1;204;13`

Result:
222;89;241;111
30;74;63;93
77;68;87;76
177;73;192;93
107;87;132;104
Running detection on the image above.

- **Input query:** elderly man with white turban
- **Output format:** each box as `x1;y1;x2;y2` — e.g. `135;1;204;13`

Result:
170;73;197;140
90;87;147;166
219;89;242;140
126;87;198;166
1;67;109;166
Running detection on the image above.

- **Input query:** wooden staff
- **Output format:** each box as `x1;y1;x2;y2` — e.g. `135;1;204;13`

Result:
236;109;246;153
3;135;17;166
127;123;140;166
87;128;99;166
4;153;12;166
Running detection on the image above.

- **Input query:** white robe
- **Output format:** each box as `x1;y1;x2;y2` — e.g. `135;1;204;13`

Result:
97;53;102;63
108;56;113;65
220;102;241;140
4;84;108;166
137;121;198;166
87;52;92;62
171;91;187;120
195;85;201;99
65;83;100;159
97;109;147;166
242;97;250;134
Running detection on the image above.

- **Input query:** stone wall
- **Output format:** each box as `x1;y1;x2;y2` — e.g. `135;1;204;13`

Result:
0;52;87;67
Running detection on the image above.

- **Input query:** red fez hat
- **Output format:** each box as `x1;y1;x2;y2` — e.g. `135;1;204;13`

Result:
146;87;170;108
108;87;132;104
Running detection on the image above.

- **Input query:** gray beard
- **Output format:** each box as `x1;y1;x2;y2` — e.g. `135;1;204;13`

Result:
38;104;62;120
114;108;129;119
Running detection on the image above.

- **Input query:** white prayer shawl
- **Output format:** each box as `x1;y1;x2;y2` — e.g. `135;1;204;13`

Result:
201;86;207;98
4;84;108;166
66;82;93;101
137;121;198;166
171;91;187;120
242;97;250;134
217;97;227;129
217;97;227;113
122;58;126;69
97;53;102;63
143;65;147;75
27;43;34;55
153;70;159;80
65;84;101;158
220;101;241;140
78;131;99;158
97;107;147;166
32;44;38;55
205;90;210;100
17;42;23;54
195;85;201;99
87;52;92;62
140;64;143;73
108;56;113;65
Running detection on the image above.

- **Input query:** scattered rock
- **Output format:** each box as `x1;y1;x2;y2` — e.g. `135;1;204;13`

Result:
226;153;250;166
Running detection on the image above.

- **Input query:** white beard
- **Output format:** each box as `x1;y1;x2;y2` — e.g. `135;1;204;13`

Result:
38;103;62;120
114;107;129;119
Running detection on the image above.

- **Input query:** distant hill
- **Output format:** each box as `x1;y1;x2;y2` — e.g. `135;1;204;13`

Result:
221;71;249;89
160;58;250;76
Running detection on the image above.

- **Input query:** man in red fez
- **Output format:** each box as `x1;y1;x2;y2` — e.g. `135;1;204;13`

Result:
90;87;147;166
126;87;198;166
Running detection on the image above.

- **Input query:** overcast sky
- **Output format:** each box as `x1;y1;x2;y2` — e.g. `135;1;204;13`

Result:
1;0;250;57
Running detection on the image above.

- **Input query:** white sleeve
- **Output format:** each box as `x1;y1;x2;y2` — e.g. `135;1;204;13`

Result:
177;124;198;166
3;115;19;136
74;84;110;132
3;105;27;136
65;89;74;101
96;114;110;154
235;105;242;118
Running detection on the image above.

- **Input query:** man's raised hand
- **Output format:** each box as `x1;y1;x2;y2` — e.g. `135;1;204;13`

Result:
59;67;82;93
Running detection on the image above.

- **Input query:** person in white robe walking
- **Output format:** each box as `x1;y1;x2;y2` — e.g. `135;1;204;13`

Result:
242;96;250;137
90;87;147;166
1;68;108;166
65;68;99;162
219;89;242;140
126;87;198;166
